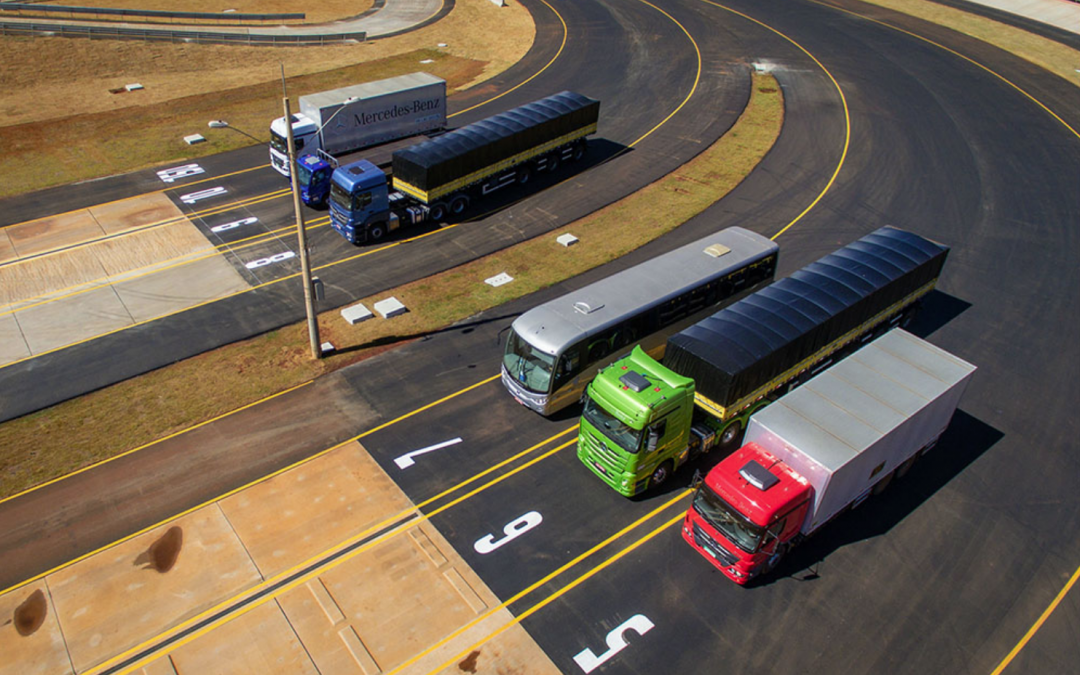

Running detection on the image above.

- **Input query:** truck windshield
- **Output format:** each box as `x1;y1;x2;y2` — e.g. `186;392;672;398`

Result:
270;131;288;154
503;331;555;395
692;485;764;553
582;396;643;454
330;182;352;211
295;163;314;188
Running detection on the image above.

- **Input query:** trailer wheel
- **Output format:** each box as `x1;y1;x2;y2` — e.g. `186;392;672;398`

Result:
547;154;560;172
368;223;386;242
429;202;448;222
517;166;532;185
572;142;586;161
896;454;919;479
871;470;895;496
450;195;469;215
650;461;674;489
719;421;743;451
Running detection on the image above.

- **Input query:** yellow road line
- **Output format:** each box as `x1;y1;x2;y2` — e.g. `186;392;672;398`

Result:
814;0;1079;141
388;488;692;675
429;509;688;675
95;435;579;675
990;563;1080;674
0;373;505;597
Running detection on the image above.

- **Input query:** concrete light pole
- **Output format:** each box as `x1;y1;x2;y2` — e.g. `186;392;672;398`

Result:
281;66;322;359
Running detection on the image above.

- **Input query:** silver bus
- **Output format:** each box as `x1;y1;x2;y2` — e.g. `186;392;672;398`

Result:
502;226;779;415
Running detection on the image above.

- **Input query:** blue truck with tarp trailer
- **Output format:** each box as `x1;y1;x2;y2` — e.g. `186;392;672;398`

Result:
325;91;601;245
575;226;950;496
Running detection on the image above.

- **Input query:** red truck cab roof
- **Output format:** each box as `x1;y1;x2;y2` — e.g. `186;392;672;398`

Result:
707;442;811;529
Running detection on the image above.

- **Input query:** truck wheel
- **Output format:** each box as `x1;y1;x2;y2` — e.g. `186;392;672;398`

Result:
450;195;469;215
572;142;586;161
547;154;560;172
871;470;895;496
719;421;743;451
895;454;919;479
517;166;531;185
650;461;674;489
368;223;386;242
429;203;448;222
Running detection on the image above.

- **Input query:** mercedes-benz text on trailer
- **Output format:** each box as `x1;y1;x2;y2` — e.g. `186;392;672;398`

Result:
577;227;949;497
326;91;600;245
682;328;975;583
269;72;446;177
503;227;778;416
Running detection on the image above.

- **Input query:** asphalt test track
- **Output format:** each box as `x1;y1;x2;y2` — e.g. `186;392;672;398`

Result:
1;0;1078;672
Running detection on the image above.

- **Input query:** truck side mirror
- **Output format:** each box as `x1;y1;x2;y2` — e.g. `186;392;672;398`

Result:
691;469;703;489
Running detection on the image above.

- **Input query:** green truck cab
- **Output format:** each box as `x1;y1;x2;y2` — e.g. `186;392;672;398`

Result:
577;346;726;496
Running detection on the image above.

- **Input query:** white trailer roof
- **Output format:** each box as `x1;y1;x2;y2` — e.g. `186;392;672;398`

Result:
751;329;976;473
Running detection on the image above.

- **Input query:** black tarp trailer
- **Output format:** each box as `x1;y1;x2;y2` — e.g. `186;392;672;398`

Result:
390;91;600;218
663;226;949;430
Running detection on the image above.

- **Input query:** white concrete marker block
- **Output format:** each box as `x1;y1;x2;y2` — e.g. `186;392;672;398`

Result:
556;233;579;247
374;297;408;318
420;59;435;64
485;272;513;287
341;303;373;325
184;134;206;145
321;342;335;354
125;83;144;91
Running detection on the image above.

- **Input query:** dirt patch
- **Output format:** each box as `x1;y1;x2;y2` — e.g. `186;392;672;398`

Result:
135;525;184;572
458;649;481;672
13;588;47;636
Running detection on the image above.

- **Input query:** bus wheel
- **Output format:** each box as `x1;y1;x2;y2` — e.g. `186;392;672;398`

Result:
650;461;673;489
429;202;448;222
719;421;743;451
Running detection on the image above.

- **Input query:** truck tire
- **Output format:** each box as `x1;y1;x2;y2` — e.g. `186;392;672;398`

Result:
650;461;674;489
368;223;386;242
517;166;532;185
429;202;448;222
572;141;586;161
895;453;919;479
547;154;560;172
871;470;895;496
719;421;743;451
450;195;469;215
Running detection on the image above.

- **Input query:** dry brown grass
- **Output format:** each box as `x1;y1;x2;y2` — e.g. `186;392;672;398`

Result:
28;0;375;25
0;75;784;499
0;0;534;197
859;0;1080;87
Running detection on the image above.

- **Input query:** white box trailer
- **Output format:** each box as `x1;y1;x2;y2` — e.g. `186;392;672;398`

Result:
269;72;446;176
743;328;976;535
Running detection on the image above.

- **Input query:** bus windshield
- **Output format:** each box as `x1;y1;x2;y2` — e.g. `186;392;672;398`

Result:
582;396;642;453
503;331;556;395
692;485;764;553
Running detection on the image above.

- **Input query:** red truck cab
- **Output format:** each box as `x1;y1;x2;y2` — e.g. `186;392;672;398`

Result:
681;443;811;584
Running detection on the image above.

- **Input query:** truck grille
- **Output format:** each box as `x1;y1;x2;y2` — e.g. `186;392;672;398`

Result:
583;432;626;473
693;522;738;566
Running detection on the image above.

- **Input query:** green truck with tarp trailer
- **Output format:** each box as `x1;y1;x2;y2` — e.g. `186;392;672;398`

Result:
576;226;950;496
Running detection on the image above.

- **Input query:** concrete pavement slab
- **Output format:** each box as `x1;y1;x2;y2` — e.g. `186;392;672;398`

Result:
0;313;30;364
0;244;107;308
14;284;132;357
219;441;417;579
112;253;250;324
149;600;319;675
46;507;263;673
0;581;73;675
89;193;186;236
6;210;105;258
91;221;214;280
0;232;15;264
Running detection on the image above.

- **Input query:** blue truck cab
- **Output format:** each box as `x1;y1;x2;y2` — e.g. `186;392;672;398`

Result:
328;159;396;245
295;154;335;208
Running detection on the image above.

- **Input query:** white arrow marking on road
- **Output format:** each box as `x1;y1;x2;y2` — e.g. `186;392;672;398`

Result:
394;438;463;469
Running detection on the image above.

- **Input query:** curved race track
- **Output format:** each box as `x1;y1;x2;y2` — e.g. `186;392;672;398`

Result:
1;0;1078;672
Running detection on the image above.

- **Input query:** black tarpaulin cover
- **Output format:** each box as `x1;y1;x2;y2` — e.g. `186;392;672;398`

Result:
663;227;949;408
392;91;600;193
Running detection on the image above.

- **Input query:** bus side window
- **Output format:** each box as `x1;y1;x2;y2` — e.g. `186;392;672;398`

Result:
553;344;583;389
